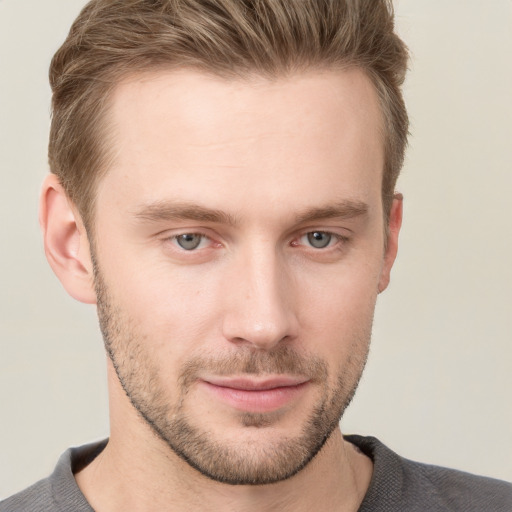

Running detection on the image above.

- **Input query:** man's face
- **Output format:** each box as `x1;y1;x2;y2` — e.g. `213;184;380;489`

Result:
91;68;393;484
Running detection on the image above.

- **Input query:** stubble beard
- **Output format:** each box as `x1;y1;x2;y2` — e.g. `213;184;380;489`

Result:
93;264;371;486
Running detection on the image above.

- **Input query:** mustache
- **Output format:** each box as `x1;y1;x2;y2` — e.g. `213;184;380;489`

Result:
179;346;328;388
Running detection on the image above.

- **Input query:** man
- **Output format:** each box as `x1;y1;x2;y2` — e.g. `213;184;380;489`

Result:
1;0;510;510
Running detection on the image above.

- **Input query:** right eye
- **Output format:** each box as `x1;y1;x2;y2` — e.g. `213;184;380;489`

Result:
173;233;208;251
303;231;334;249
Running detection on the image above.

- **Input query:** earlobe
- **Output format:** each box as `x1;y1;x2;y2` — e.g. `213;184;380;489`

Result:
378;194;403;293
39;174;97;304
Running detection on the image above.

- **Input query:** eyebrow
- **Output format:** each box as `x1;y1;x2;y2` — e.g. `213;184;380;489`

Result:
133;201;239;226
294;200;369;224
132;199;368;226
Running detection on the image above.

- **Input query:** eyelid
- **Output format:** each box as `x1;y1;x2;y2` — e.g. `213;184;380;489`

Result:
157;227;349;252
172;232;209;250
157;227;211;241
292;229;350;249
160;228;227;253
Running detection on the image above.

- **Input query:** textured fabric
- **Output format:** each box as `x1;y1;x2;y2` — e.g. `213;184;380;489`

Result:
1;436;511;511
345;435;512;511
0;440;105;512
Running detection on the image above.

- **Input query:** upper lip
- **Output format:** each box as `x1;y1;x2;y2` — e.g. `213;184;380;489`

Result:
202;376;309;391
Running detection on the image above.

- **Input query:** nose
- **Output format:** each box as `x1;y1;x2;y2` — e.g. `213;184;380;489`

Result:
221;245;299;350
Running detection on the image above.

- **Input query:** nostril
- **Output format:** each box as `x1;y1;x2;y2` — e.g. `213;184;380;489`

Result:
222;315;298;350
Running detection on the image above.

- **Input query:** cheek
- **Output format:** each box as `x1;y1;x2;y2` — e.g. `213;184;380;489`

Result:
297;258;380;321
294;260;379;361
107;262;225;353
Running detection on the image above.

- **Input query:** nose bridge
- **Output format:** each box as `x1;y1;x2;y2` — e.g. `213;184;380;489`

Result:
222;240;297;349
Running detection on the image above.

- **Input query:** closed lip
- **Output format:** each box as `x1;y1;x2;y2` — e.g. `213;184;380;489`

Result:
200;375;311;413
202;375;309;391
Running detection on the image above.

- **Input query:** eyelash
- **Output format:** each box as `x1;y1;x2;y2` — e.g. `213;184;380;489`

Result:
170;232;215;251
167;230;349;252
293;231;349;250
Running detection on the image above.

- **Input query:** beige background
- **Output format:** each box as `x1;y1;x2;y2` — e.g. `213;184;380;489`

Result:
0;0;511;498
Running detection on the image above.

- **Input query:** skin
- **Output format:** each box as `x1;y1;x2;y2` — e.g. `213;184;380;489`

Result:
41;67;402;511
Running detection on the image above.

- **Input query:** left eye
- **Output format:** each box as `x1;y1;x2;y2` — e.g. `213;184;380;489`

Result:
174;233;207;251
301;231;335;249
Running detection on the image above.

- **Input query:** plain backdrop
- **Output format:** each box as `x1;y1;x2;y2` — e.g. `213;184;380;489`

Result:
0;0;511;499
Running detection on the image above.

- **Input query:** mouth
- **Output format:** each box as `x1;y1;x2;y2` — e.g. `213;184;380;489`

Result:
200;376;310;413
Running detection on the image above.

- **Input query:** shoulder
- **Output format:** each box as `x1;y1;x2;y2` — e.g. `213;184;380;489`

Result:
402;456;512;511
0;440;106;512
345;434;512;512
0;477;55;512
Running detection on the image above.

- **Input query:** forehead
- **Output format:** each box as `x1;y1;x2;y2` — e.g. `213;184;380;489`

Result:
98;67;384;221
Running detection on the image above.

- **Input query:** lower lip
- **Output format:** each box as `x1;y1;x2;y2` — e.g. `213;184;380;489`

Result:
201;381;309;413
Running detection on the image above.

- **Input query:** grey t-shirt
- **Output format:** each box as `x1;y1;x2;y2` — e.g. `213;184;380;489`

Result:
1;435;511;511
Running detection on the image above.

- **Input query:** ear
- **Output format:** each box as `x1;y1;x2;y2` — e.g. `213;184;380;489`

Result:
39;174;97;304
378;194;403;293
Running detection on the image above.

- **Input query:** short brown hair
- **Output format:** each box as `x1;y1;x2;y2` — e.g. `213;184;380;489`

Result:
49;0;408;230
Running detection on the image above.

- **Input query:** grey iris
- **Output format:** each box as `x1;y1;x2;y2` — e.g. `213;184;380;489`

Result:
177;233;202;250
307;231;332;249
